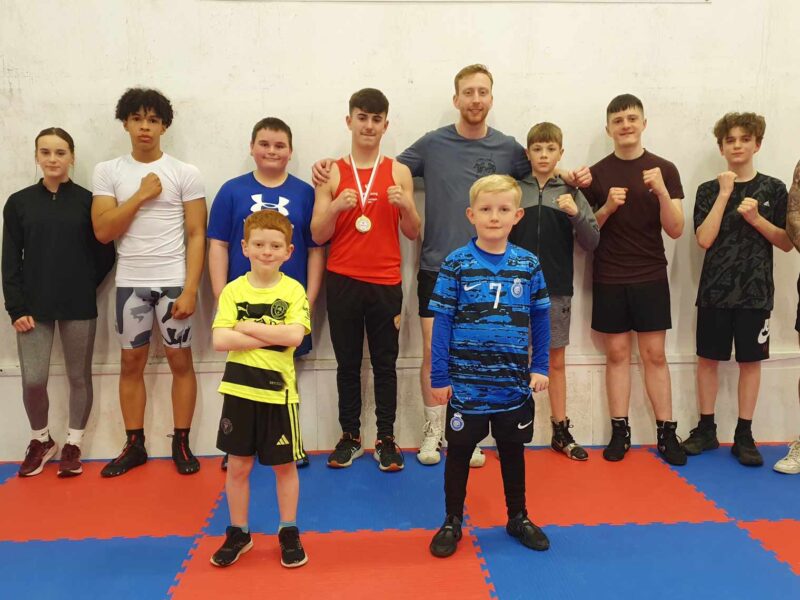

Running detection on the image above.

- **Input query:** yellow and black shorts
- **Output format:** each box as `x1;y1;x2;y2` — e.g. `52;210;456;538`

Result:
216;394;305;466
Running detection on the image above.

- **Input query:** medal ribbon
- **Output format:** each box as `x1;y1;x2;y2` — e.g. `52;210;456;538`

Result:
349;153;381;211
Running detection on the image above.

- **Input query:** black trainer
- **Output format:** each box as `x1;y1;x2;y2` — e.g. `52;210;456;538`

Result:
101;440;148;478
221;453;228;471
430;515;462;558
172;431;200;475
210;526;253;567
603;418;631;462
297;453;310;469
506;511;550;551
278;526;308;568
551;418;588;461
682;424;719;456
732;432;764;466
327;433;364;468
374;436;404;471
657;421;687;466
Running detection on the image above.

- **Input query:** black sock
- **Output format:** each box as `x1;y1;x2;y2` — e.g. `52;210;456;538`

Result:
126;429;145;446
699;413;715;429
444;445;473;521
497;441;526;519
735;418;753;436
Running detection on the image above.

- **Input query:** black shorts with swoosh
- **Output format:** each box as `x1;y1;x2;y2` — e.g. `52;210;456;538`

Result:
445;396;534;446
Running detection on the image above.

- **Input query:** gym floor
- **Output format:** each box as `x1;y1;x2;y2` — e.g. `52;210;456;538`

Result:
0;445;798;599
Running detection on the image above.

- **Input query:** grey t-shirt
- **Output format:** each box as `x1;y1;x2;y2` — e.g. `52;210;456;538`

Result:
397;125;529;271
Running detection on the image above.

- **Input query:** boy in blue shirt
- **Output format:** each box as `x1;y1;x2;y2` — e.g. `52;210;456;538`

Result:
428;174;551;558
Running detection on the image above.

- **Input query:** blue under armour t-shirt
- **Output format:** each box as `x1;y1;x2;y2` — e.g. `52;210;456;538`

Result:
208;171;316;354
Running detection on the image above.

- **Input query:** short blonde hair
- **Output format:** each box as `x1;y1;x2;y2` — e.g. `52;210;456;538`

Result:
244;210;292;246
454;64;493;94
469;174;521;207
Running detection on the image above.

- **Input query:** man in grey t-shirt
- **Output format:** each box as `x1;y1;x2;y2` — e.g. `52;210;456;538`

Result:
314;65;590;467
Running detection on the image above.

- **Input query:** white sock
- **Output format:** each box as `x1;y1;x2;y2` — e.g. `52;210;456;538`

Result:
66;428;85;447
31;427;49;443
424;405;445;430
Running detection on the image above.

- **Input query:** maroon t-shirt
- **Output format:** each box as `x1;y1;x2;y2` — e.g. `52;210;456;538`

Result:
583;150;683;284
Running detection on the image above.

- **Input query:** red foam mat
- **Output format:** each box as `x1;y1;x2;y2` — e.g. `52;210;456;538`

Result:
172;529;493;600
0;458;225;541
464;448;729;528
740;520;800;575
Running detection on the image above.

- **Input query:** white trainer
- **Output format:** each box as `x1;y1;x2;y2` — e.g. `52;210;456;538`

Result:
469;446;485;468
773;438;800;474
417;420;443;465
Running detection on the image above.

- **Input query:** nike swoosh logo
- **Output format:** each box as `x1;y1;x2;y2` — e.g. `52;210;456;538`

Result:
464;282;481;291
758;330;769;344
517;421;532;429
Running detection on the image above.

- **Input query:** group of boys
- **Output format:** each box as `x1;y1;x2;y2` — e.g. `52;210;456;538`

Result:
22;63;800;568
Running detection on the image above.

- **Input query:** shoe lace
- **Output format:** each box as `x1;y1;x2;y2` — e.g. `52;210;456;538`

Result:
419;421;441;453
280;527;301;550
62;444;80;461
24;439;44;459
380;436;399;456
784;440;800;461
111;441;135;464
336;434;358;452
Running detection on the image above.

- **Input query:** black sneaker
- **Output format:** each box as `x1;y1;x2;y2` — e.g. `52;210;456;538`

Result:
430;515;462;558
732;432;764;466
101;440;148;478
551;418;588;461
278;526;308;568
172;431;200;475
603;418;631;462
210;526;253;567
681;424;719;456
327;433;364;468
657;421;687;466
221;454;228;471
374;436;404;472
297;453;310;469
506;511;549;551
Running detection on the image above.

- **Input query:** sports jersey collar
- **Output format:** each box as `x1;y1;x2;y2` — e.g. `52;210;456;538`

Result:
468;238;510;274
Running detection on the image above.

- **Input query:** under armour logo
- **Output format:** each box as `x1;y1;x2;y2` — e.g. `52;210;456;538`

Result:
251;194;290;216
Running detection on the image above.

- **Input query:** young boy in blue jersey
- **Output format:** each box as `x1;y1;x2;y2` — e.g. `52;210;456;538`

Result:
208;117;324;470
510;122;599;461
428;174;551;558
210;210;311;569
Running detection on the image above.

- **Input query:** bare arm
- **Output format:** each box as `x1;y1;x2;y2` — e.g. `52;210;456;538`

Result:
234;321;306;347
213;327;265;351
306;246;325;308
739;198;793;252
658;197;684;239
311;164;350;245
695;174;737;249
208;239;230;300
171;198;207;319
91;173;162;243
391;162;421;241
786;160;800;251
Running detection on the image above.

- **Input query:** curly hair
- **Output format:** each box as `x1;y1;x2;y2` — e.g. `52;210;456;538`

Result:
713;112;766;147
115;88;174;127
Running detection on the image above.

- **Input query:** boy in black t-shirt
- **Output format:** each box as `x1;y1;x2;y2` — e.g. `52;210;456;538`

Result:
686;112;792;467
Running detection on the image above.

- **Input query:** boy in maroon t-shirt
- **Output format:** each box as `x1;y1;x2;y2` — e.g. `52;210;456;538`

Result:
582;94;687;466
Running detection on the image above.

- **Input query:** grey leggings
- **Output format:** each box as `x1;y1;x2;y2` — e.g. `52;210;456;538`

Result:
17;319;97;431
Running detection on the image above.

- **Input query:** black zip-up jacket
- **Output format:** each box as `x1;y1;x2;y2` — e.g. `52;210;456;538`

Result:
509;175;599;296
2;179;116;322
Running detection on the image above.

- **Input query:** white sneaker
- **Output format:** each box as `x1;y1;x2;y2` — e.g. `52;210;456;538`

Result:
469;446;485;468
773;438;800;474
417;420;443;465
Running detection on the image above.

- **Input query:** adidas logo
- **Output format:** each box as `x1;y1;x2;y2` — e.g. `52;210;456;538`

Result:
276;435;289;446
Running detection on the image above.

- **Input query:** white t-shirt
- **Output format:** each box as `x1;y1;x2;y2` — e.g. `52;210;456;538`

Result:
93;153;205;286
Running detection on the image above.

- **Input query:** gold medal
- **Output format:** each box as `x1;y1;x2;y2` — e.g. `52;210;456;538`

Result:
355;215;372;233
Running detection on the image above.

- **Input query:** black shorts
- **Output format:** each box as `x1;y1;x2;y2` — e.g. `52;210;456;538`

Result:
592;279;671;334
216;394;305;466
417;269;438;318
696;307;770;363
445;397;534;446
795;275;800;333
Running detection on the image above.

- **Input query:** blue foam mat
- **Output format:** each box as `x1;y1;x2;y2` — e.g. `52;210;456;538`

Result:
655;445;800;521
205;452;446;534
0;463;19;485
474;521;800;600
0;536;195;599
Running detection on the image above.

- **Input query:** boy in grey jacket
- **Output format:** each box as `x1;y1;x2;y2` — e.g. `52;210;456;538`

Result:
509;122;599;460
